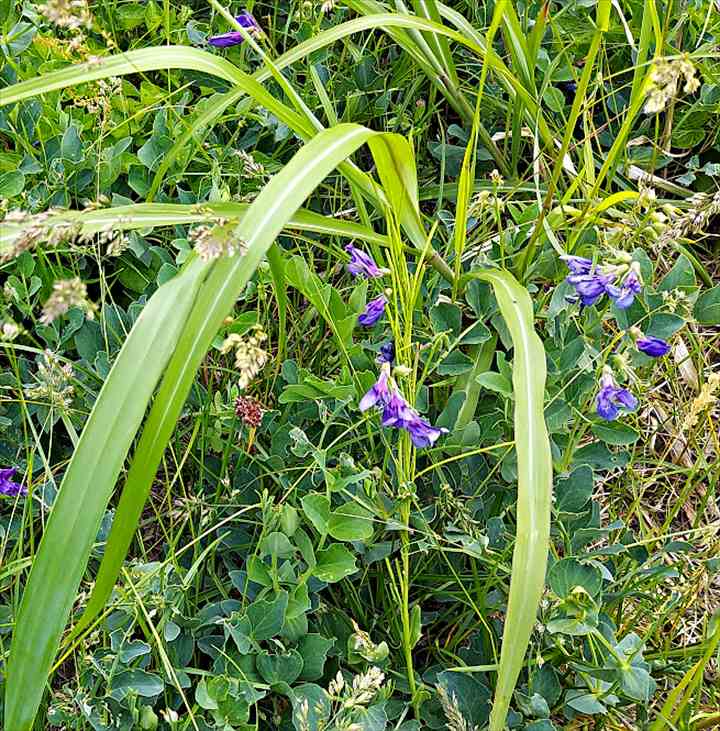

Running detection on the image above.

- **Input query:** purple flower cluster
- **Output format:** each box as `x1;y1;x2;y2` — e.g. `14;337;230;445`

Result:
562;255;642;309
593;329;671;421
596;368;638;421
0;467;25;497
345;247;446;448
208;11;261;47
563;254;672;421
360;364;448;448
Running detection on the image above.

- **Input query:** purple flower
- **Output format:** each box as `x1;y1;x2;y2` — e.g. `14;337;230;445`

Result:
381;392;448;447
360;367;447;448
606;268;642;309
0;467;25;497
631;328;670;358
377;341;395;365
404;414;448;448
359;366;391;412
345;244;386;279
596;369;638;421
561;255;594;275
208;11;260;47
358;295;387;326
566;272;614;306
381;390;416;428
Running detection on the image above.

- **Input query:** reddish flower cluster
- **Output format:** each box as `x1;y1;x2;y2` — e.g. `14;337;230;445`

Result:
235;396;264;428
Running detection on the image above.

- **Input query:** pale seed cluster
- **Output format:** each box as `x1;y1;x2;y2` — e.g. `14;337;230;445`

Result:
468;189;505;218
235;149;266;179
190;219;248;262
1;209;80;263
1;322;20;341
40;277;95;325
681;372;720;433
437;482;480;537
660;191;720;248
437;683;477;731
340;666;385;709
24;350;75;412
221;327;269;390
74;77;121;118
37;0;93;30
644;55;701;115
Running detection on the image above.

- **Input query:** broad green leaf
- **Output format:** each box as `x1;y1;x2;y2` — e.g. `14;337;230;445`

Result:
695;285;720;324
110;669;164;700
297;634;335;681
259;532;295;559
301;493;331;536
591;422;640;446
247;592;288;642
0;170;24;197
314;544;358;583
257;650;304;686
328;502;374;542
475;371;512;396
548;558;603;599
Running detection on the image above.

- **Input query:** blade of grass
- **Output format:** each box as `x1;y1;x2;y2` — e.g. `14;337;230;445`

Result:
412;0;460;86
451;1;504;296
631;0;662;103
267;243;288;369
464;269;552;731
649;610;720;730
519;1;611;276
3;255;211;731
0;202;389;252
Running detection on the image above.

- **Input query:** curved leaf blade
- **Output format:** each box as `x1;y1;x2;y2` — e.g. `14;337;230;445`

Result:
470;270;552;731
4;257;210;731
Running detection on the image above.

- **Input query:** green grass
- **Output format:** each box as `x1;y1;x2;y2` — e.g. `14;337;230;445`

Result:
1;1;720;730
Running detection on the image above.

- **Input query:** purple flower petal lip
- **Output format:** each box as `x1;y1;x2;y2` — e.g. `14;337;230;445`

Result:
359;367;391;412
377;340;394;365
596;388;620;421
208;31;246;47
404;414;448;448
381;390;416;428
0;467;25;497
358;295;387;326
208;11;260;47
566;272;613;306
595;370;638;421
345;244;385;279
636;335;670;358
615;388;638;411
561;255;594;275
607;269;642;309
